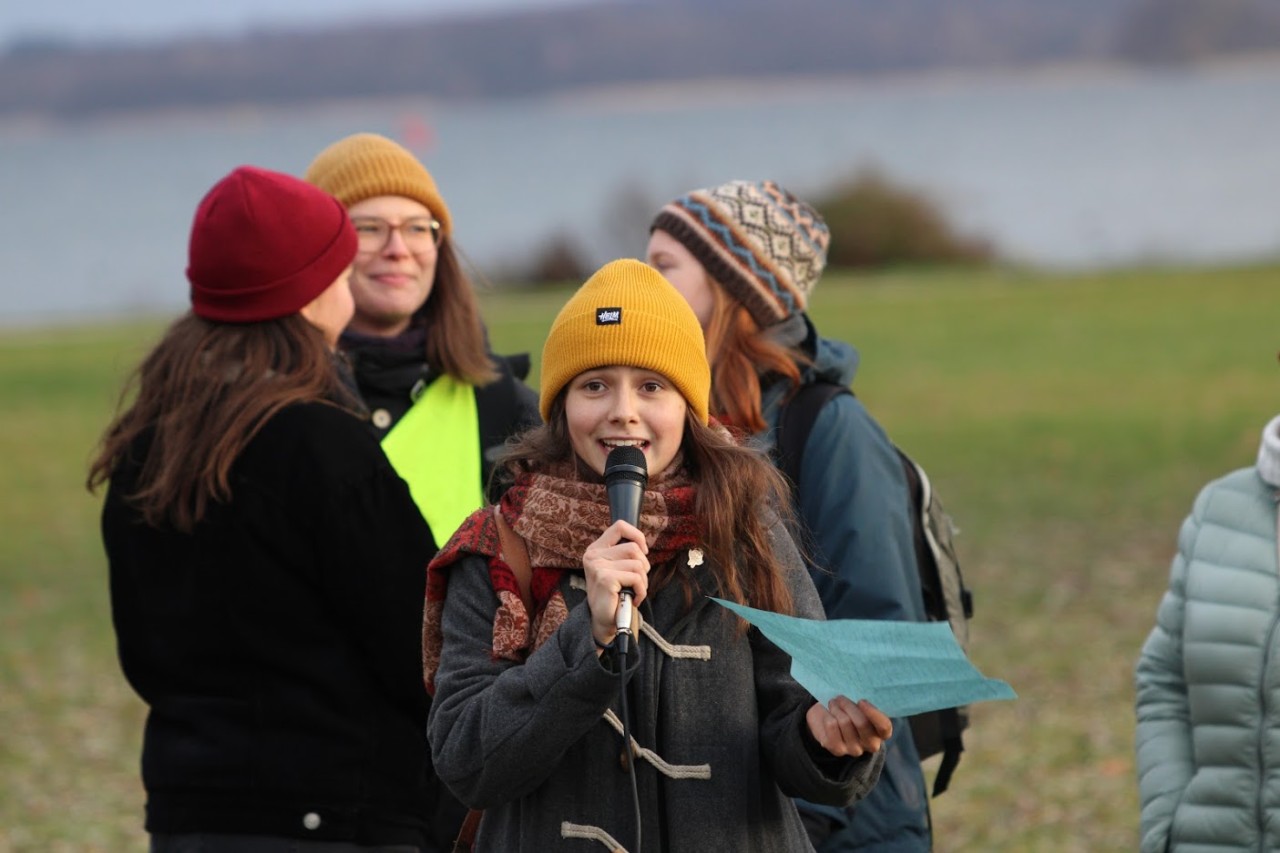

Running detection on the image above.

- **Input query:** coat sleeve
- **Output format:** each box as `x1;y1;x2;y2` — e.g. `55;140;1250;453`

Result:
796;392;922;622
307;432;438;719
754;521;885;806
426;559;636;808
792;391;932;845
1134;491;1203;853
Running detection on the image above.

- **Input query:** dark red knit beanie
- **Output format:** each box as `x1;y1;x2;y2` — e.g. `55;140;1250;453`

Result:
188;165;357;323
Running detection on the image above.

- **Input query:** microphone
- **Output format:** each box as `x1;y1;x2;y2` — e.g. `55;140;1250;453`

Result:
605;445;647;526
604;445;648;651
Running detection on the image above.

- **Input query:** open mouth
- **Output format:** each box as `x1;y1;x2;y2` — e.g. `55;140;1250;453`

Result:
600;438;648;452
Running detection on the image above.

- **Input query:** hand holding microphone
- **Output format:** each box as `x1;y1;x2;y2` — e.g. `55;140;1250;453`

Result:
583;446;649;652
606;446;647;650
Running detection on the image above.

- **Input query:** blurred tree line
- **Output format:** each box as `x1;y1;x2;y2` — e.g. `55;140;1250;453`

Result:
510;168;995;285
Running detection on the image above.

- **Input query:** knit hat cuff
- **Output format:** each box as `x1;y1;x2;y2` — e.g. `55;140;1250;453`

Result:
652;206;797;328
539;312;710;425
539;259;711;424
331;157;452;234
304;133;453;234
190;199;357;322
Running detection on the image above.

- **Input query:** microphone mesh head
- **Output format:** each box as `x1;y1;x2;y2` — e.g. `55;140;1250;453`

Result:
604;445;647;485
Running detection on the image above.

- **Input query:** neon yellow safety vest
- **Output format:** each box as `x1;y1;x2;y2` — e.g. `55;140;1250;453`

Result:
380;375;483;543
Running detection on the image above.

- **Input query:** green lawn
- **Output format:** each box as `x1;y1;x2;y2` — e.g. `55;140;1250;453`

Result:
3;263;1277;850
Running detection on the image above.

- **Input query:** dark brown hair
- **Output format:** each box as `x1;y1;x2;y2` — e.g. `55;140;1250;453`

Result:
86;312;358;532
499;394;798;616
702;278;805;433
419;237;500;386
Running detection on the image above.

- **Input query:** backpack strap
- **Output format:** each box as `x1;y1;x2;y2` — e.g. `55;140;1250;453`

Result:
451;807;484;853
929;708;966;797
777;379;971;797
452;507;533;851
492;504;533;617
774;380;851;493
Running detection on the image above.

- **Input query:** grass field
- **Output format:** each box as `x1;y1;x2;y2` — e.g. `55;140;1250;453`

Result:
2;263;1277;851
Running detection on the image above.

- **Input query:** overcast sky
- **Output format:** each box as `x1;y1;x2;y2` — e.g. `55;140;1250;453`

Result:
1;0;600;47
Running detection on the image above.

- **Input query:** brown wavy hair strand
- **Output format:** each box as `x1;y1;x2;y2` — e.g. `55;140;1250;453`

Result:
702;279;804;433
420;238;500;386
87;313;357;532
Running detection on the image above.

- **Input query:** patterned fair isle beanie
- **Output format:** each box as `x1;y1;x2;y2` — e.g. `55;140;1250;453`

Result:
650;179;830;328
540;258;710;424
304;132;453;235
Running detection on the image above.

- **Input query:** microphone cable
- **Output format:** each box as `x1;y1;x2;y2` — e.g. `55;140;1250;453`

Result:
603;445;647;851
614;618;642;853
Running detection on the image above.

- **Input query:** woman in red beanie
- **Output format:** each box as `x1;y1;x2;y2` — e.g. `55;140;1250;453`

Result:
88;166;438;851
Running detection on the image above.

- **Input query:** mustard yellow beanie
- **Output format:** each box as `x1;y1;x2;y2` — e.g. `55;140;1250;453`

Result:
540;259;710;424
304;132;453;235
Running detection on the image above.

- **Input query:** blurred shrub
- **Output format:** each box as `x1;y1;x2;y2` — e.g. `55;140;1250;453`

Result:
600;180;661;261
516;231;593;286
812;168;995;269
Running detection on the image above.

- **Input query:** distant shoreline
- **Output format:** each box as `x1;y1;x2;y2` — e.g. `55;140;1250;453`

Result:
4;53;1280;135
544;52;1280;110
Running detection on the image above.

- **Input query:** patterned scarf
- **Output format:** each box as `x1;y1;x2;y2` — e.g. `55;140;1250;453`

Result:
423;456;702;693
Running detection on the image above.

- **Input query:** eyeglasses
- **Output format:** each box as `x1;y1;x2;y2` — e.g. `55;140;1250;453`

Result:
351;216;442;252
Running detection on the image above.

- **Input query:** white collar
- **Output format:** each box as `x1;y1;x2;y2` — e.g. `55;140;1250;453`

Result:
1256;414;1280;488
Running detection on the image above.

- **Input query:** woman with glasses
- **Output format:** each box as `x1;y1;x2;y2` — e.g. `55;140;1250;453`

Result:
304;132;538;852
306;133;540;543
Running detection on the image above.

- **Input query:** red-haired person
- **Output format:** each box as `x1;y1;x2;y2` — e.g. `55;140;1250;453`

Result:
647;180;932;851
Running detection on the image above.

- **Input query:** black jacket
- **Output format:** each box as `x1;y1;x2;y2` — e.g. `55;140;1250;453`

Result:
103;402;440;846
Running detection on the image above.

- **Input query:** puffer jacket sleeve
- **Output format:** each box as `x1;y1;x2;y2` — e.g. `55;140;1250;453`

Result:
426;556;636;808
1134;490;1203;853
755;521;886;805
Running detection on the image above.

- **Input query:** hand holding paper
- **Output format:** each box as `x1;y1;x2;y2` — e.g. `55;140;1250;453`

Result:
806;695;893;758
710;597;1016;717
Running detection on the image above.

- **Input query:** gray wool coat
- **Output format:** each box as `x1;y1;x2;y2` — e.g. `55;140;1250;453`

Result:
426;522;885;852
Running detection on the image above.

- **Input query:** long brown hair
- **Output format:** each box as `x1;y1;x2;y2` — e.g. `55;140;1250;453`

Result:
498;395;798;616
419;237;500;386
702;278;805;433
86;312;358;532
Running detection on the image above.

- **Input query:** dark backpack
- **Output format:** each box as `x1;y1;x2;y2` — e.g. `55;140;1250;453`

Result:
774;380;974;796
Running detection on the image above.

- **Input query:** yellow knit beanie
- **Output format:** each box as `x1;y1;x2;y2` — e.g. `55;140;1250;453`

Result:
304;132;453;235
540;259;710;424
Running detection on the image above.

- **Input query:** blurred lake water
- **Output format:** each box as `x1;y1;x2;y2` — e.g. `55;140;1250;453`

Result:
2;61;1279;327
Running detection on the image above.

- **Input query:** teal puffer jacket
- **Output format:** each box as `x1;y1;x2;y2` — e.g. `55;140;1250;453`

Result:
1135;415;1280;853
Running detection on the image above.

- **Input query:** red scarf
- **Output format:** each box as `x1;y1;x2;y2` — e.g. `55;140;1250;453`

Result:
423;457;701;693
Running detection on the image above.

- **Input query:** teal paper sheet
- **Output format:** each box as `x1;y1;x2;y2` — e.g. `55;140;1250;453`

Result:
710;597;1016;717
